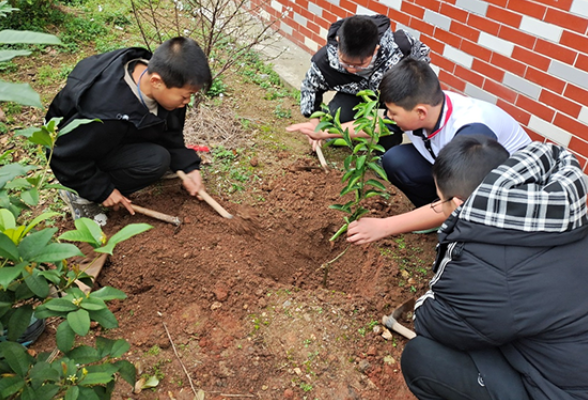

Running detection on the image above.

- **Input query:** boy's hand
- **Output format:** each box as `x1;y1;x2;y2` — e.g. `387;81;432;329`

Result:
182;169;203;199
286;119;331;141
347;218;390;244
102;189;134;215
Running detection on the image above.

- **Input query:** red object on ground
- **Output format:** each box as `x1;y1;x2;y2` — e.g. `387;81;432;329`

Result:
186;144;210;153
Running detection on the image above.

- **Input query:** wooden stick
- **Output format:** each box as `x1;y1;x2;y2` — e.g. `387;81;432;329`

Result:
131;204;181;226
176;171;234;219
163;321;199;397
315;145;328;172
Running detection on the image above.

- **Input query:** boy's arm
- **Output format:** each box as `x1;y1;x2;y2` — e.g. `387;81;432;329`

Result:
347;204;446;244
399;29;431;62
300;61;329;118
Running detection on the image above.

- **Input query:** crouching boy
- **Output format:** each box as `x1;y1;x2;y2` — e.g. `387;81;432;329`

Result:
47;37;212;225
402;135;588;399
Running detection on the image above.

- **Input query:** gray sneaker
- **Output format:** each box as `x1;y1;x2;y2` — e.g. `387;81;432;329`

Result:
59;189;108;226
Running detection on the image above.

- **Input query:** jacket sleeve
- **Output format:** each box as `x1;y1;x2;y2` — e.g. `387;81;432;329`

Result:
400;29;431;63
155;108;201;173
300;60;330;118
414;242;519;351
50;120;123;203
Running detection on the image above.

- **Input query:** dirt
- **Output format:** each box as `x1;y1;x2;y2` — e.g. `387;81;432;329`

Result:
21;52;438;399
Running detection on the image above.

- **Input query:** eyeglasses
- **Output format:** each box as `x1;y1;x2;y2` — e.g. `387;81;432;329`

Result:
430;197;453;213
338;50;377;71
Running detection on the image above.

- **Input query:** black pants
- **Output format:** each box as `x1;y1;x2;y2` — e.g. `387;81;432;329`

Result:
97;142;171;196
328;92;402;151
381;144;438;207
401;336;529;400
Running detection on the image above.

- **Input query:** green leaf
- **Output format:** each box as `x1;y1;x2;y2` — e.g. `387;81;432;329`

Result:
365;179;387;191
24;272;50;298
7;305;33;341
0;163;35;189
95;223;152;255
22;212;59;237
67;309;91;336
95;337;114;358
29;361;60;385
328;204;352;214
0;341;31;376
141;375;160;389
114;360;136;386
88;308;118;329
28;130;53;147
0;232;19;261
17;228;56;260
58;217;106;247
65;386;80;400
80;372;113;386
0;80;42;108
0;30;61;45
367;162;388;181
0;374;25;398
90;286;127;301
59;119;101;136
45;298;79;313
356;155;367;171
0;49;31;62
80;296;107;311
32;243;84;263
67;345;101;364
109;339;130;358
56;321;75;352
77;386;101;400
0;208;16;230
14;126;38;138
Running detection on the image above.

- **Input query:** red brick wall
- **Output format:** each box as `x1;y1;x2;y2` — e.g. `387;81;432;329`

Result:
254;0;588;171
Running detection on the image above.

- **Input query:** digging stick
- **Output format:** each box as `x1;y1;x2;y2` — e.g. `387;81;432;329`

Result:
130;204;181;226
176;170;234;219
315;144;328;172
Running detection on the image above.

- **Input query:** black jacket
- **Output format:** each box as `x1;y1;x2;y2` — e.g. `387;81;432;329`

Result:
300;14;430;117
414;143;588;400
46;47;200;203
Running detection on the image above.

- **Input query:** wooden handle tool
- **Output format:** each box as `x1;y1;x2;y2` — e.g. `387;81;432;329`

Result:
315;145;328;172
131;204;181;226
176;171;234;219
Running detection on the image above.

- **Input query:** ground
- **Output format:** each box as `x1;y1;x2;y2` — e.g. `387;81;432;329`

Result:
18;47;438;400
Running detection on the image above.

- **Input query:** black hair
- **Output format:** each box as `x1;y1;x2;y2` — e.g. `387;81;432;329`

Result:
338;16;379;60
379;58;444;110
433;135;509;200
148;37;212;91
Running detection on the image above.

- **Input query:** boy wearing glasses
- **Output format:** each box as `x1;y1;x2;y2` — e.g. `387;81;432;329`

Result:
346;59;530;243
287;14;430;150
402;135;588;400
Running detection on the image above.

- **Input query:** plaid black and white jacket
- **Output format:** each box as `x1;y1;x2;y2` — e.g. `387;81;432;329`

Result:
415;142;588;400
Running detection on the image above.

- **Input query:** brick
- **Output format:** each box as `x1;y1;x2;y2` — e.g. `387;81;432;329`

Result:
430;51;457;72
368;0;391;15
439;69;467;91
339;0;357;13
569;137;588;157
576;54;588;74
550;60;588;91
421;34;445;54
526;67;565;94
483;79;518;103
532;0;573;11
512;46;550;72
307;20;320;34
410;17;436;36
455;65;484;87
534;39;577;65
561;30;588;55
434;28;462;48
486;5;522;27
478;32;514;57
414;0;441;12
485;0;507;6
523;126;545;143
544;7;588;33
455;0;488;15
450;21;480;42
508;0;547;19
460;40;492;62
467;14;500;35
472;58;505;81
388;8;411;26
497;25;537;49
497;99;531;125
491;53;527;76
515;95;555;121
465;82;498;103
540;90;582;118
554;112;587;136
439;2;468;22
564;84;588;108
401;1;425;18
571;0;588;18
529;115;571;145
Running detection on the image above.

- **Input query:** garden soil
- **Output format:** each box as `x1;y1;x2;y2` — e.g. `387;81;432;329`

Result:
30;67;438;400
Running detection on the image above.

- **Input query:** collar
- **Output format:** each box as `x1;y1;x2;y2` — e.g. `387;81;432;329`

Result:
426;94;452;140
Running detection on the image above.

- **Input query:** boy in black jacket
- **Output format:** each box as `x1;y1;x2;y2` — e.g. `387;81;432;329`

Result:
47;37;212;225
286;14;429;151
402;135;588;400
